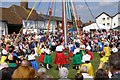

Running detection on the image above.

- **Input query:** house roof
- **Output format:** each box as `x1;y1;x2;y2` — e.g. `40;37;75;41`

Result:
113;26;120;30
112;12;120;18
0;19;7;22
0;5;44;24
0;4;73;25
0;7;22;24
39;14;72;22
95;12;111;19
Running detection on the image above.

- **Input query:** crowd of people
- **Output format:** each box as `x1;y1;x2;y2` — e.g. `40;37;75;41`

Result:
0;29;120;80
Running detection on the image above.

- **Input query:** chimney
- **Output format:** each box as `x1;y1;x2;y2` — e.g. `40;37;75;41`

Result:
20;0;28;9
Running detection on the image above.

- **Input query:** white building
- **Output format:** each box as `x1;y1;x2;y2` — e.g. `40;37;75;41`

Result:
112;13;120;28
96;12;120;29
0;20;8;39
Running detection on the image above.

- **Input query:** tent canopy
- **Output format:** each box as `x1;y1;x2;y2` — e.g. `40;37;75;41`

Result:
83;23;110;31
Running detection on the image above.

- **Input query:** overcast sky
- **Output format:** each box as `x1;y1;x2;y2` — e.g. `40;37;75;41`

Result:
0;0;119;23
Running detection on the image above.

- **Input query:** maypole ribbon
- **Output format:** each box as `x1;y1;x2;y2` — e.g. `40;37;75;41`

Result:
47;0;54;35
15;0;39;42
67;1;71;20
52;0;56;34
69;0;78;31
70;0;82;43
26;0;39;20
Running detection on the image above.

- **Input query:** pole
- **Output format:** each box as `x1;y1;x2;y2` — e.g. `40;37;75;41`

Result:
63;0;67;47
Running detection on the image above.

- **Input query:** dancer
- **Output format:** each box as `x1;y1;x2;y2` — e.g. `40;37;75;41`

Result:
54;41;66;70
72;42;83;70
0;44;8;64
27;48;39;71
44;45;52;69
38;45;45;67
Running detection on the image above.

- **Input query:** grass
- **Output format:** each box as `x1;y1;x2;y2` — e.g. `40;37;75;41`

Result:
37;52;100;78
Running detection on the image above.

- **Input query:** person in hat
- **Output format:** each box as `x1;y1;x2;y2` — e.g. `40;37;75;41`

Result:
44;45;53;70
54;41;66;70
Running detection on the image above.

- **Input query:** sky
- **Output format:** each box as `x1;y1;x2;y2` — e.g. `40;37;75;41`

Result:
0;0;119;23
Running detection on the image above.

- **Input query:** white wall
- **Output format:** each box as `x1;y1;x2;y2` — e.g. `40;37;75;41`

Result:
0;21;8;39
44;20;57;32
112;14;120;28
22;20;39;29
96;13;112;29
22;20;57;33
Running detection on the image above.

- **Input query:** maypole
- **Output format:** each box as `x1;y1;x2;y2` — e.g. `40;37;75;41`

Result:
47;0;54;36
62;0;67;47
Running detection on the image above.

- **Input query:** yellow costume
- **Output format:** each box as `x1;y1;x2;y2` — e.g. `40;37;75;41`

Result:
99;56;109;69
77;63;94;77
36;46;41;55
0;56;7;64
104;47;111;57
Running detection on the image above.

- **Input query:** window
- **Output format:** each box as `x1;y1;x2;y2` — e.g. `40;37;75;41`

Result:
107;23;110;25
103;18;105;20
114;23;116;26
107;17;109;20
118;17;120;19
103;23;105;26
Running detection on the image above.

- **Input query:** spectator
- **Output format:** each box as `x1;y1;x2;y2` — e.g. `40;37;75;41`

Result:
0;62;14;80
108;52;120;80
59;67;70;80
79;66;93;79
12;66;36;79
0;44;8;64
111;45;118;54
21;60;32;67
94;68;109;80
102;62;112;78
37;68;46;78
5;45;20;68
74;73;83;80
78;54;94;77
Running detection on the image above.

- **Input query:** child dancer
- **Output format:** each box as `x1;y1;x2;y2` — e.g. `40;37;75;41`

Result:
38;45;45;67
28;48;39;71
44;45;52;69
54;41;66;70
72;42;82;70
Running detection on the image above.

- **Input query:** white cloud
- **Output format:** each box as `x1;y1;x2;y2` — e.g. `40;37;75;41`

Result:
76;4;99;11
99;0;117;6
76;5;88;10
